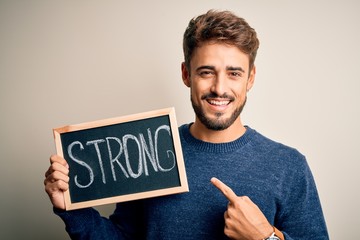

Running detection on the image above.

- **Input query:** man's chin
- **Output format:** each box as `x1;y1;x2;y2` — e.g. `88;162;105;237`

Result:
200;117;233;131
192;100;244;131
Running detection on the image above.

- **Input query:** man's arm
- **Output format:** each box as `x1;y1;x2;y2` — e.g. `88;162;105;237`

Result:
275;155;329;240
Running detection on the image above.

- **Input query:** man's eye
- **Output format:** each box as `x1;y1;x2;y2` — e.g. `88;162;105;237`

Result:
230;72;242;78
199;71;214;77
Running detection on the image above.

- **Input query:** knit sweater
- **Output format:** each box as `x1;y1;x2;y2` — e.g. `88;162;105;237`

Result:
55;124;329;239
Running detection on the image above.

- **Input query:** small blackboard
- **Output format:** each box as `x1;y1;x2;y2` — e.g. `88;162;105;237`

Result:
53;108;188;210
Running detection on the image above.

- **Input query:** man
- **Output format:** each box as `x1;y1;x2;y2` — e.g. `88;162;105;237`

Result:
45;10;329;239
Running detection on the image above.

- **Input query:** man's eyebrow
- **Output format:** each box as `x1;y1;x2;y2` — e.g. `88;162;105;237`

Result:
196;65;216;71
226;66;245;73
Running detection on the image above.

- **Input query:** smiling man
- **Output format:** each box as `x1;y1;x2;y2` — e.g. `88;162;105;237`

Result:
45;10;329;240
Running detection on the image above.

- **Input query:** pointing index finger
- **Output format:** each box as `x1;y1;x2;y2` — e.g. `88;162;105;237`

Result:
211;177;238;203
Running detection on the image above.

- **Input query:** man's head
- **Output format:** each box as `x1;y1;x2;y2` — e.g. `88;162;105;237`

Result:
183;10;259;74
182;10;260;134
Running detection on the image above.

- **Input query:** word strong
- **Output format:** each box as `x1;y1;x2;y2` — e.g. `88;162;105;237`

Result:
67;125;176;189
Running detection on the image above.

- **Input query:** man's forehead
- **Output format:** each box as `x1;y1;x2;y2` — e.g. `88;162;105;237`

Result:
189;42;250;71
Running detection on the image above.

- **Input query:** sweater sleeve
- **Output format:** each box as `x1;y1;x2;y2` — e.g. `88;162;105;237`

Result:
276;154;329;240
54;200;146;239
54;207;126;240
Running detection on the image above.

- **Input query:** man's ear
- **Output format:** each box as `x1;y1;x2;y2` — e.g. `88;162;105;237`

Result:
181;62;191;87
246;65;256;92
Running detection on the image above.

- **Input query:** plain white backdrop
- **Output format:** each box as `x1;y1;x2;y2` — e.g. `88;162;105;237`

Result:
1;1;359;239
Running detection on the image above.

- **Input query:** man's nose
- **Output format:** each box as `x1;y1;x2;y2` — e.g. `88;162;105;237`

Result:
210;73;227;96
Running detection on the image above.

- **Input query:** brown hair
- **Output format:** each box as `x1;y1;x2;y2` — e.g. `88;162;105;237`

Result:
183;10;260;72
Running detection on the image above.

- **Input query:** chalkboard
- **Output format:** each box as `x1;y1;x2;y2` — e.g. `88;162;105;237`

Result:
53;108;188;210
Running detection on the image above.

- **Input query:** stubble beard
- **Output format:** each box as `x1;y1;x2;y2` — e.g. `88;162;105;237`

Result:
191;95;247;131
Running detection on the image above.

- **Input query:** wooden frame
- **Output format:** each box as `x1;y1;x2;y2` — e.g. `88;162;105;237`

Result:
53;107;188;210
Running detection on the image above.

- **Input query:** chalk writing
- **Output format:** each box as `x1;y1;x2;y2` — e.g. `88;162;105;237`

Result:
67;125;175;189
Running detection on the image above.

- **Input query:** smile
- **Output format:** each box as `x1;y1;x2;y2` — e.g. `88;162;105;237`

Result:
207;99;231;106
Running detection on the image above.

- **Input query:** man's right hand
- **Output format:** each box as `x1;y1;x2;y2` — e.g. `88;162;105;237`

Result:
44;155;70;210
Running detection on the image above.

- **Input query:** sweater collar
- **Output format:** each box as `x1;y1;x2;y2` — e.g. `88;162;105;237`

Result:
179;123;255;153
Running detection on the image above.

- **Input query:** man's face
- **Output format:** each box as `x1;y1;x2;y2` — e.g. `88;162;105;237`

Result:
182;42;255;131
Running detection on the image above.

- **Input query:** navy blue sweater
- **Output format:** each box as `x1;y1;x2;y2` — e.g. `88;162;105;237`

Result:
55;125;329;239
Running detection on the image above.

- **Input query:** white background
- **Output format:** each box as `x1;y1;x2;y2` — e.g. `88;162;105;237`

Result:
1;0;359;239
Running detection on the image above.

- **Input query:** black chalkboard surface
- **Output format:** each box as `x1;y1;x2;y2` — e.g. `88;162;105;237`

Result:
53;108;188;210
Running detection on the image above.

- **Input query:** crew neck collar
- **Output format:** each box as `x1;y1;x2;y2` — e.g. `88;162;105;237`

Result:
179;124;254;153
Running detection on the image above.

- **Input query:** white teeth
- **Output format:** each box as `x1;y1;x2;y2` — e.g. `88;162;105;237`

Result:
208;100;230;106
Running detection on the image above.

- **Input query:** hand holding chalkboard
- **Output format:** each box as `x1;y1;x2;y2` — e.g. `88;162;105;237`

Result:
51;108;188;210
44;155;70;210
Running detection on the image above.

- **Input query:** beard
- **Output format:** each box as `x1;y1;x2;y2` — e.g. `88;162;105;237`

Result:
191;93;247;131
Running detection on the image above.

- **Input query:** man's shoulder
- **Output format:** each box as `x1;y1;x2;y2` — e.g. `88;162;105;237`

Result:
248;126;306;163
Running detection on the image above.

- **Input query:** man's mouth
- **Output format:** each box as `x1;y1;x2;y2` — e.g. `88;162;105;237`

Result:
207;99;231;106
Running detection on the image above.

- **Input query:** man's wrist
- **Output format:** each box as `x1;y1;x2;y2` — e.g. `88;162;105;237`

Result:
263;226;284;240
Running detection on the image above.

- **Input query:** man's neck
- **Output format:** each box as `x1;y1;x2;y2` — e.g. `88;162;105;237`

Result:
189;119;246;143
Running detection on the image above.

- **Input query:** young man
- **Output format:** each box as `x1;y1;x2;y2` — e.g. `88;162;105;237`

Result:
45;10;329;239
